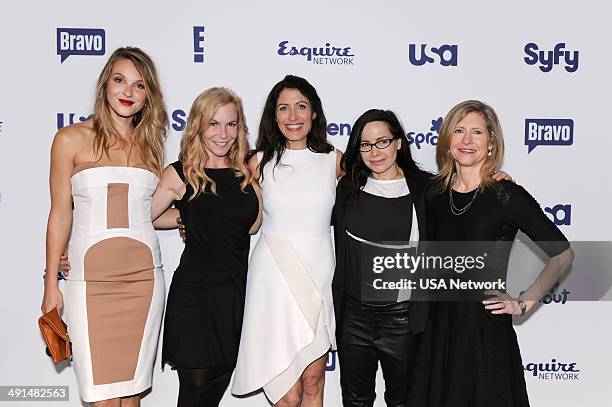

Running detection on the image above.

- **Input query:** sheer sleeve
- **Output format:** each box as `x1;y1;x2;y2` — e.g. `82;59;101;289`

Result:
504;182;569;256
503;182;573;303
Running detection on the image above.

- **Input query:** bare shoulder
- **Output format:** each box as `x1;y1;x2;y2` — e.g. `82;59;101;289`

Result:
53;119;93;150
247;153;260;181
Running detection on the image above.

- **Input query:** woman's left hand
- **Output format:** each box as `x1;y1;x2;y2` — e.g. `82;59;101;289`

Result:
491;170;513;181
482;290;522;315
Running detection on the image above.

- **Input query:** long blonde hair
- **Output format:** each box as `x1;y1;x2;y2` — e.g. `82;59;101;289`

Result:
92;47;168;175
436;100;504;190
179;87;251;199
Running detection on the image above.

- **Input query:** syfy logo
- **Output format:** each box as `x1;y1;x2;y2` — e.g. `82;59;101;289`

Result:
407;117;443;149
193;26;205;63
57;28;105;63
524;118;573;153
523;358;580;381
524;43;579;73
544;204;571;226
408;44;458;66
277;41;355;65
57;113;94;129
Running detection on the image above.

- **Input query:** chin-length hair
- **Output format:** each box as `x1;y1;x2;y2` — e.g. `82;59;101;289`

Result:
436;100;504;190
255;75;334;182
341;109;421;193
92;47;168;175
179;87;251;199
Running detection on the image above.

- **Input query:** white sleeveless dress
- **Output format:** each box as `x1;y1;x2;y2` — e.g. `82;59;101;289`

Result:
232;149;337;403
63;165;165;402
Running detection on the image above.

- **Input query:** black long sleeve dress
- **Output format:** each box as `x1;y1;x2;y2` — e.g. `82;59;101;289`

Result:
409;180;569;407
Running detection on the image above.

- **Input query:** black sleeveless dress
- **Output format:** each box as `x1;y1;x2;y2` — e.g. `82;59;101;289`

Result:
162;161;258;375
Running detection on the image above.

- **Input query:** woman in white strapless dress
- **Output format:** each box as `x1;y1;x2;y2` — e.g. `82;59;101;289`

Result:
232;75;343;406
42;47;168;405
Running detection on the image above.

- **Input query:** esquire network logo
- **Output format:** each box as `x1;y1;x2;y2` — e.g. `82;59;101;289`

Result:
277;41;355;65
524;118;573;153
57;28;105;63
524;43;579;73
523;358;580;381
409;44;458;66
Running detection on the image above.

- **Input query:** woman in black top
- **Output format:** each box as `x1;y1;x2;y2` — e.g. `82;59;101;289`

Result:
332;109;432;406
410;100;574;406
152;87;262;407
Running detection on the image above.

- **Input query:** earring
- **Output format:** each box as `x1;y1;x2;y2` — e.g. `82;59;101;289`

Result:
487;147;492;157
312;112;317;119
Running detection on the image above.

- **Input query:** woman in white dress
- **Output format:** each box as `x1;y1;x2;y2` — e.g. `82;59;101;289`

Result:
42;47;168;406
232;75;343;406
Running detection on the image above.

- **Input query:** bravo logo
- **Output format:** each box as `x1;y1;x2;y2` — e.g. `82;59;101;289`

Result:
57;28;105;63
544;204;571;226
407;117;443;149
524;43;579;73
57;113;94;129
409;44;458;66
277;41;355;65
523;358;580;381
524;118;573;153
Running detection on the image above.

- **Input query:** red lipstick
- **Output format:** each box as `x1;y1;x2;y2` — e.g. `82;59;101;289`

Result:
119;99;134;106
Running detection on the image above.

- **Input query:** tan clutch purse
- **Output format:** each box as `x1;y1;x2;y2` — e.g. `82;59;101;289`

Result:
38;308;71;364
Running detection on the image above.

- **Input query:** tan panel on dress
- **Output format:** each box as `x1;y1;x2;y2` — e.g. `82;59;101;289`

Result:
107;183;129;229
84;237;154;385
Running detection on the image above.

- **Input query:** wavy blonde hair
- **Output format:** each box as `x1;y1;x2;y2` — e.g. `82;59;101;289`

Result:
92;47;168;175
179;87;251;199
436;100;505;190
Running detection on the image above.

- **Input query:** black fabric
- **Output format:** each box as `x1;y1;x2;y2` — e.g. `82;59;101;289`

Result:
409;180;570;407
162;161;259;370
338;298;421;407
332;168;432;337
176;367;232;407
344;191;413;303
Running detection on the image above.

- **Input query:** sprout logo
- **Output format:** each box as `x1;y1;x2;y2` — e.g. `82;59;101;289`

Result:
406;117;443;149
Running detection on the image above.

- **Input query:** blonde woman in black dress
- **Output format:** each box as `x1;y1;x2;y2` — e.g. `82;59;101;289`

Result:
151;87;261;406
411;100;574;406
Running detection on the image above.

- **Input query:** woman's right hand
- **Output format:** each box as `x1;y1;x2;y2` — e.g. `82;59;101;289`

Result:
42;286;63;314
177;216;186;241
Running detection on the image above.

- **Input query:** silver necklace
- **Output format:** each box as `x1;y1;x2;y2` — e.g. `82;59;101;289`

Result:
449;177;480;215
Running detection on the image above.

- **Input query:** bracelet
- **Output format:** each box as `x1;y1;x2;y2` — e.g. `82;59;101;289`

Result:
517;299;527;316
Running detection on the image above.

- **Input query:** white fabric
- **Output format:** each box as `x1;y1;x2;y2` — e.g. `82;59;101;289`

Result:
64;167;165;402
362;176;409;198
232;149;337;403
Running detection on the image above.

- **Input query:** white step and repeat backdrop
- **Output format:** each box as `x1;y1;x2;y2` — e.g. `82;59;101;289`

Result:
1;1;610;406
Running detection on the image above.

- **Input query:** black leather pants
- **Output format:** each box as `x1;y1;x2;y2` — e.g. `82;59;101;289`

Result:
338;298;422;407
